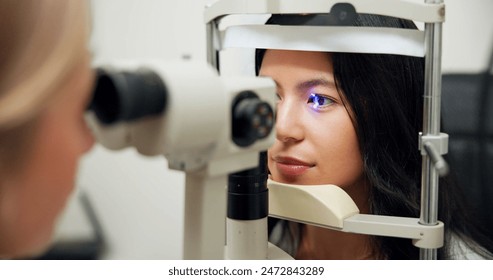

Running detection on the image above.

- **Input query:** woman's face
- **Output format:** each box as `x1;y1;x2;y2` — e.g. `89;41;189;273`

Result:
260;50;366;192
0;56;95;258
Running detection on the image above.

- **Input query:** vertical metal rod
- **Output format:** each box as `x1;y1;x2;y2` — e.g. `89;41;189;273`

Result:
206;21;219;71
206;22;215;67
420;0;444;260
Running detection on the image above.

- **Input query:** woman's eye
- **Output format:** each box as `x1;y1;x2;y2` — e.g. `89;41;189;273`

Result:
307;93;334;110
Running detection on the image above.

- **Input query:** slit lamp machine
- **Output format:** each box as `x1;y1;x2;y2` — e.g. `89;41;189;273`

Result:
86;0;448;260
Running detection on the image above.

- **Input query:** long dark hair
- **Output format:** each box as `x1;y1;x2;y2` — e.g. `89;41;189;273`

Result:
256;14;493;259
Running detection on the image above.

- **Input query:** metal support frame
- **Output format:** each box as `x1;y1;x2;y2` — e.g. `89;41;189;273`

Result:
420;0;445;260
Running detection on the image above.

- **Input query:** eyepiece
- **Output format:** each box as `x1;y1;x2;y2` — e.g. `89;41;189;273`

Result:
89;67;167;124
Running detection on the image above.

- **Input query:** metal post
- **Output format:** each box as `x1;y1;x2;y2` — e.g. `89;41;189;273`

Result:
183;172;227;259
420;0;444;260
206;21;219;71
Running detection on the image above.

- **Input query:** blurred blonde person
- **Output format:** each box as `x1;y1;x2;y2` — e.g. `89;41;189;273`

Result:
0;1;95;258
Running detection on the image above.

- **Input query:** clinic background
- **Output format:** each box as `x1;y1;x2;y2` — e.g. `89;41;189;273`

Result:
49;0;493;259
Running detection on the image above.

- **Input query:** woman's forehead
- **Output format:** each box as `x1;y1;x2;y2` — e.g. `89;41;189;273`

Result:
260;50;334;85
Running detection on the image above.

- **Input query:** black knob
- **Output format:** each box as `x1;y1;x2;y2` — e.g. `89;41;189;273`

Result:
232;91;274;147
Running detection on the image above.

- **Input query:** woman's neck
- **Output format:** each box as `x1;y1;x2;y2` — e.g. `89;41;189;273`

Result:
295;225;375;259
295;177;375;260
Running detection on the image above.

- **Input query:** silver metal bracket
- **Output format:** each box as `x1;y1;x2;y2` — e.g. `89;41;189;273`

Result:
419;132;449;176
419;132;449;156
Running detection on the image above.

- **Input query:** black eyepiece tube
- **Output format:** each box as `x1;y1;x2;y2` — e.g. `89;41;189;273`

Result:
89;67;167;124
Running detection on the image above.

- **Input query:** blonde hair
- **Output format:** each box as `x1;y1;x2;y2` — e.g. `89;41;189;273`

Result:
0;0;90;171
0;0;90;129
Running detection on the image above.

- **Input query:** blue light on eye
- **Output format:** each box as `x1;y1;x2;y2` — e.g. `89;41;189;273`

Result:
309;93;323;109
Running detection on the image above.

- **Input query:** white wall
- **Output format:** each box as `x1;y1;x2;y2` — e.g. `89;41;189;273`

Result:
442;0;493;73
57;0;493;260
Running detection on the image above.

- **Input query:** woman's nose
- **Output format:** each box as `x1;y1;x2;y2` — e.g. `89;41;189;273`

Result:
275;99;304;143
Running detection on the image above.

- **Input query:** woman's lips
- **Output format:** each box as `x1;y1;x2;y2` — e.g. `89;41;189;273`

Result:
273;156;314;177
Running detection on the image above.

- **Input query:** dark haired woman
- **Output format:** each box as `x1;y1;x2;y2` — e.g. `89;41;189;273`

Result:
256;14;493;259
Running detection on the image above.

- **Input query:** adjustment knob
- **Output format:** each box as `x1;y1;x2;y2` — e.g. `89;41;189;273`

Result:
232;91;274;147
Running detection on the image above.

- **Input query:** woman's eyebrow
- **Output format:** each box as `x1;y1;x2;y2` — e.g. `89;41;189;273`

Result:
296;78;336;92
